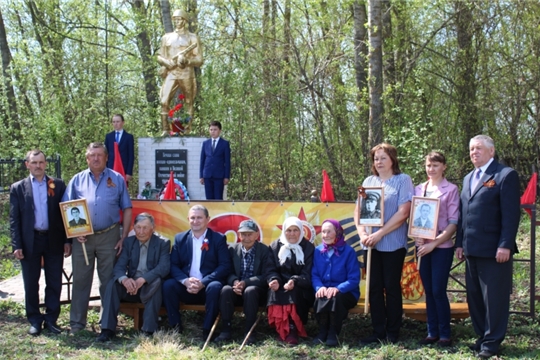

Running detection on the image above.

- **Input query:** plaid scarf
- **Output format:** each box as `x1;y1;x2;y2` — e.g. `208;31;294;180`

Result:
240;245;256;280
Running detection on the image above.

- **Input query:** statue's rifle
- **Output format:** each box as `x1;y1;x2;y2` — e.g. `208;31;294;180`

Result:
171;43;197;64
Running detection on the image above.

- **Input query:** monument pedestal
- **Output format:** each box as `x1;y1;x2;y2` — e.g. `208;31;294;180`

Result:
138;137;210;200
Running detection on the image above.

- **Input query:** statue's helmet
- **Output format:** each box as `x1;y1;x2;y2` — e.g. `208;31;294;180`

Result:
172;9;189;20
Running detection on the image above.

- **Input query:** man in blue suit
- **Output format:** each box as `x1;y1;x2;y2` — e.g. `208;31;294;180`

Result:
162;205;231;339
199;121;231;200
456;135;520;359
10;149;71;336
104;114;135;182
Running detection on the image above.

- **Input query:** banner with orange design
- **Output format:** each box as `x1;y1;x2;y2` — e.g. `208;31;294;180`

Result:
132;200;424;302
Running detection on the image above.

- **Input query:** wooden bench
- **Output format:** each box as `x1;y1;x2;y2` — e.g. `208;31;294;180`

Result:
119;301;469;330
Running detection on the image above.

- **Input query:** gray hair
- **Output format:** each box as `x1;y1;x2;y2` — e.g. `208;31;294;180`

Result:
189;204;209;218
134;212;155;227
25;149;45;161
470;135;494;149
86;142;108;156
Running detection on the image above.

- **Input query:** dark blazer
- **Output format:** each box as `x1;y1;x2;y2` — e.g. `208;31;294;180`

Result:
69;218;87;227
105;130;135;176
10;176;68;257
266;238;314;290
113;234;171;284
199;137;231;179
413;217;433;229
226;241;269;288
170;228;231;287
456;159;520;257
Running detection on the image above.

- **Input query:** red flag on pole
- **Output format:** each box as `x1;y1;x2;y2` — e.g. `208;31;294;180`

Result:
320;169;336;202
520;172;537;218
113;142;126;182
163;171;177;200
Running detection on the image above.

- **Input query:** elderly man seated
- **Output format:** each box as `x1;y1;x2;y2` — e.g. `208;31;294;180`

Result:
97;213;171;342
214;220;269;345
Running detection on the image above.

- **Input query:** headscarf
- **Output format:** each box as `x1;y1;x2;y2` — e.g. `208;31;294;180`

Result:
278;217;305;265
320;219;346;256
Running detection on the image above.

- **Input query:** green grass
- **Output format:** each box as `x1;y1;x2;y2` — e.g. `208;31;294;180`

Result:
0;301;539;359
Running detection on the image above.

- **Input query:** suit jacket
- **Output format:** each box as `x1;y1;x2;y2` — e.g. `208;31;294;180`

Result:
226;241;269;289
69;218;87;227
413;217;433;229
10;175;68;257
113;234;171;284
199;137;231;179
170;228;232;287
105;130;135;176
456;159;520;257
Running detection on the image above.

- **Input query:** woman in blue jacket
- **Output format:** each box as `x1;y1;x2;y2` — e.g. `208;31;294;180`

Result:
312;219;360;347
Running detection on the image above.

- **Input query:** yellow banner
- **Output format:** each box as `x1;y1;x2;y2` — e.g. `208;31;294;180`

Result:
132;200;424;302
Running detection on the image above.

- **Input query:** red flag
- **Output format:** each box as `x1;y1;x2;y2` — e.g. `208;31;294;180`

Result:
520;172;537;218
163;171;177;200
113;142;126;182
320;169;336;202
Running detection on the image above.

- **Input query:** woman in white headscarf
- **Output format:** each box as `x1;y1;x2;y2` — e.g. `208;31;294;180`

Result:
266;216;315;345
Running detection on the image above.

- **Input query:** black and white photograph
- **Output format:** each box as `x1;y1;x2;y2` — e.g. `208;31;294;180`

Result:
408;196;440;239
59;199;94;238
357;187;384;226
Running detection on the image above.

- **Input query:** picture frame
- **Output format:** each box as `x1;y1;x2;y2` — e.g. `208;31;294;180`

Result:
59;199;94;238
408;196;440;240
357;186;385;227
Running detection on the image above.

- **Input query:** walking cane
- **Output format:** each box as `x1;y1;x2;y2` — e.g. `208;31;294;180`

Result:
202;313;220;351
239;315;261;350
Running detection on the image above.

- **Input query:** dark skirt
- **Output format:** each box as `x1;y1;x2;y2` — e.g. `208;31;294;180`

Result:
267;287;314;324
313;292;357;333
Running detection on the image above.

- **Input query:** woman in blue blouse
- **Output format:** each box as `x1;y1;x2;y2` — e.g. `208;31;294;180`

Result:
354;143;413;344
312;219;360;347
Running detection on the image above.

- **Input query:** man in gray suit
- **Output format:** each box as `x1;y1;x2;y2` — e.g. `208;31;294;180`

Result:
97;213;170;342
456;135;520;359
214;220;269;344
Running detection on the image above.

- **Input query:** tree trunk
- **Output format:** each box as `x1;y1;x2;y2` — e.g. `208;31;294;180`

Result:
0;8;19;130
368;0;384;147
160;0;173;33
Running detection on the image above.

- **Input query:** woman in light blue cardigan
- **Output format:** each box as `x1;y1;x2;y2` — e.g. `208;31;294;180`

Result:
312;219;360;347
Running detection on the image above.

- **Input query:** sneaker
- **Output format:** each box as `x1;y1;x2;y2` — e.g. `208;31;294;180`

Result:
214;331;232;343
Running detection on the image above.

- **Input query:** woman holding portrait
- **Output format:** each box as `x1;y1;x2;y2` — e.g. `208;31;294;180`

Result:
312;219;360;347
355;143;414;344
266;216;315;345
415;151;459;347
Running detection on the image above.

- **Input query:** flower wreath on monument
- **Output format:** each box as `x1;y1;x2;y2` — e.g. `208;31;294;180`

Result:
168;92;192;136
159;178;190;200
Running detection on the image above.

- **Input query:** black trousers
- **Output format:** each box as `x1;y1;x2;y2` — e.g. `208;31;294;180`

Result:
368;248;406;338
466;256;513;353
20;232;64;326
219;285;266;333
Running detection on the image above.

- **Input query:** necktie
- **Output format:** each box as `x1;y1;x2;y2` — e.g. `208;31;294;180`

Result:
470;169;482;194
212;139;216;153
115;132;120;143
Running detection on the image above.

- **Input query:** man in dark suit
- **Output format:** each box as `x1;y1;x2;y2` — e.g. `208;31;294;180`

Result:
199;121;231;200
456;135;520;359
214;220;269;344
413;204;433;229
10;149;71;336
97;213;170;342
104;114;135;182
68;207;87;227
162;205;231;339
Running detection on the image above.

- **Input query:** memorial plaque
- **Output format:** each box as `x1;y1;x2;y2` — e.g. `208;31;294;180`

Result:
155;150;188;189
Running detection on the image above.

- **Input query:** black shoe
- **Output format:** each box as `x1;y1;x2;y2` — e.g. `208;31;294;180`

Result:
243;333;256;345
418;336;439;345
171;323;183;334
96;329;115;342
468;342;481;352
28;324;42;336
360;334;385;344
326;328;338;347
477;350;496;359
214;331;231;343
140;330;154;337
386;335;398;344
312;328;328;345
437;339;452;347
44;321;62;335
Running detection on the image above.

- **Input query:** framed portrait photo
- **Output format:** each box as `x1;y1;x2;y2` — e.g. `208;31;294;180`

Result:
59;199;94;238
408;196;440;240
357;186;384;227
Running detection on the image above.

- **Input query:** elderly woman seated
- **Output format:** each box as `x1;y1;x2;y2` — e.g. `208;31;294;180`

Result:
266;216;315;345
312;219;360;347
